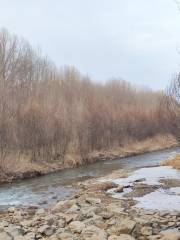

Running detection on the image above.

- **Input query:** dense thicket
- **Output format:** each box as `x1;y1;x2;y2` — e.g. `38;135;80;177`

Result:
162;76;180;142
0;29;165;167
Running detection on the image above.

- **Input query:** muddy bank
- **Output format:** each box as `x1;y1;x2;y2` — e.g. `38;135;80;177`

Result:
0;135;177;185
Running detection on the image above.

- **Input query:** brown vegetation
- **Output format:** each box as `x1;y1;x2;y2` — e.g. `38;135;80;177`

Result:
0;29;175;181
161;75;180;143
162;154;180;169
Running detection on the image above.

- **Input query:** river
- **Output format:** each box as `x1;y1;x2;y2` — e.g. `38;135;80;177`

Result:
0;147;179;209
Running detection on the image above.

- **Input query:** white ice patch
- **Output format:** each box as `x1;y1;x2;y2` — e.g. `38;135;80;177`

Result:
111;166;180;186
106;166;180;211
135;188;180;211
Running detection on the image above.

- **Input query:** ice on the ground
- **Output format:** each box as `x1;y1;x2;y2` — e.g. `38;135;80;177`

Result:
112;166;180;186
108;166;180;211
134;187;180;211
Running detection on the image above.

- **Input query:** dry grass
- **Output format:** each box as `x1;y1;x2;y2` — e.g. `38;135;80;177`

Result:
0;134;176;183
87;134;177;163
162;154;180;169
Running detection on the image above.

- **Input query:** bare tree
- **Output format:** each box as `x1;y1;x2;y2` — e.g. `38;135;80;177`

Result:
164;76;180;142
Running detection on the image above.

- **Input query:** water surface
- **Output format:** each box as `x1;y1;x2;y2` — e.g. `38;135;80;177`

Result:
0;147;179;209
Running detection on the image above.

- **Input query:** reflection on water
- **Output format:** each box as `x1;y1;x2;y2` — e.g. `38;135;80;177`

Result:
0;147;179;209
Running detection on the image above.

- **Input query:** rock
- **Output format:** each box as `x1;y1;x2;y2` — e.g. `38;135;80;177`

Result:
140;226;153;236
58;232;74;240
14;232;36;240
38;224;55;236
106;203;125;214
81;225;107;240
62;213;78;224
83;214;103;226
8;207;16;213
67;204;80;213
114;185;124;193
51;200;76;213
44;214;56;226
160;230;180;240
108;235;135;240
0;232;12;240
5;225;24;238
0;220;9;227
90;182;118;191
86;197;101;205
58;218;66;228
69;221;85;233
98;211;114;220
20;220;32;227
36;208;45;215
148;236;162;240
108;219;136;235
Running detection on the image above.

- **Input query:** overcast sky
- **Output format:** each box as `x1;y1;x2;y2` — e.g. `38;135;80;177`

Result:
0;0;180;90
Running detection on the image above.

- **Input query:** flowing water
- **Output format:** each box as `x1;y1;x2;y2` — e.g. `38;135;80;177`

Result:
0;147;179;209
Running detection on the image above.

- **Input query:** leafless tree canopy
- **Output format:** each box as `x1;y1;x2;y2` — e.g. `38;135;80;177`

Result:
0;29;167;169
162;76;180;142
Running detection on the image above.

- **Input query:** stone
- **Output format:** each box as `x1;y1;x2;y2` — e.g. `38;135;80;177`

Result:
114;185;124;193
20;220;32;227
67;204;80;213
90;182;118;191
8;207;16;213
160;230;180;240
58;218;66;228
108;235;135;240
14;232;36;240
5;225;24;238
81;225;107;240
83;214;103;226
0;232;13;240
36;208;45;215
108;219;136;235
69;221;85;233
106;203;125;214
58;232;74;240
38;224;55;236
86;197;101;205
51;200;76;213
98;211;114;220
140;226;153;236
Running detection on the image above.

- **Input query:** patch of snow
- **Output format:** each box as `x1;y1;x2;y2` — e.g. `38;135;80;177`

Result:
106;166;180;211
134;188;180;211
111;166;180;186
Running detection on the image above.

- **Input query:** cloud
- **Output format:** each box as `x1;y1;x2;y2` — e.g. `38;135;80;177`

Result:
0;0;180;89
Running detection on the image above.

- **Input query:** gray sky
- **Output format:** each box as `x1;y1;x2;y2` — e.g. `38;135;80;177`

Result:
0;0;180;90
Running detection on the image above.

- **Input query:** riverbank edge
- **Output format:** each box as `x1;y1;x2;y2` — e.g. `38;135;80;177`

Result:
0;135;177;185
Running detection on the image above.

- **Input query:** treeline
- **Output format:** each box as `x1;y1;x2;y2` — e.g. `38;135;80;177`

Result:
0;29;166;168
161;76;180;143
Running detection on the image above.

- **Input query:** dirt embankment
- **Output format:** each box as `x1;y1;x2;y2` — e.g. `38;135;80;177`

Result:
0;134;177;185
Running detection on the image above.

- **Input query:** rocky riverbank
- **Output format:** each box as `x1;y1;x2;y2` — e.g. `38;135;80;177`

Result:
0;167;180;240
